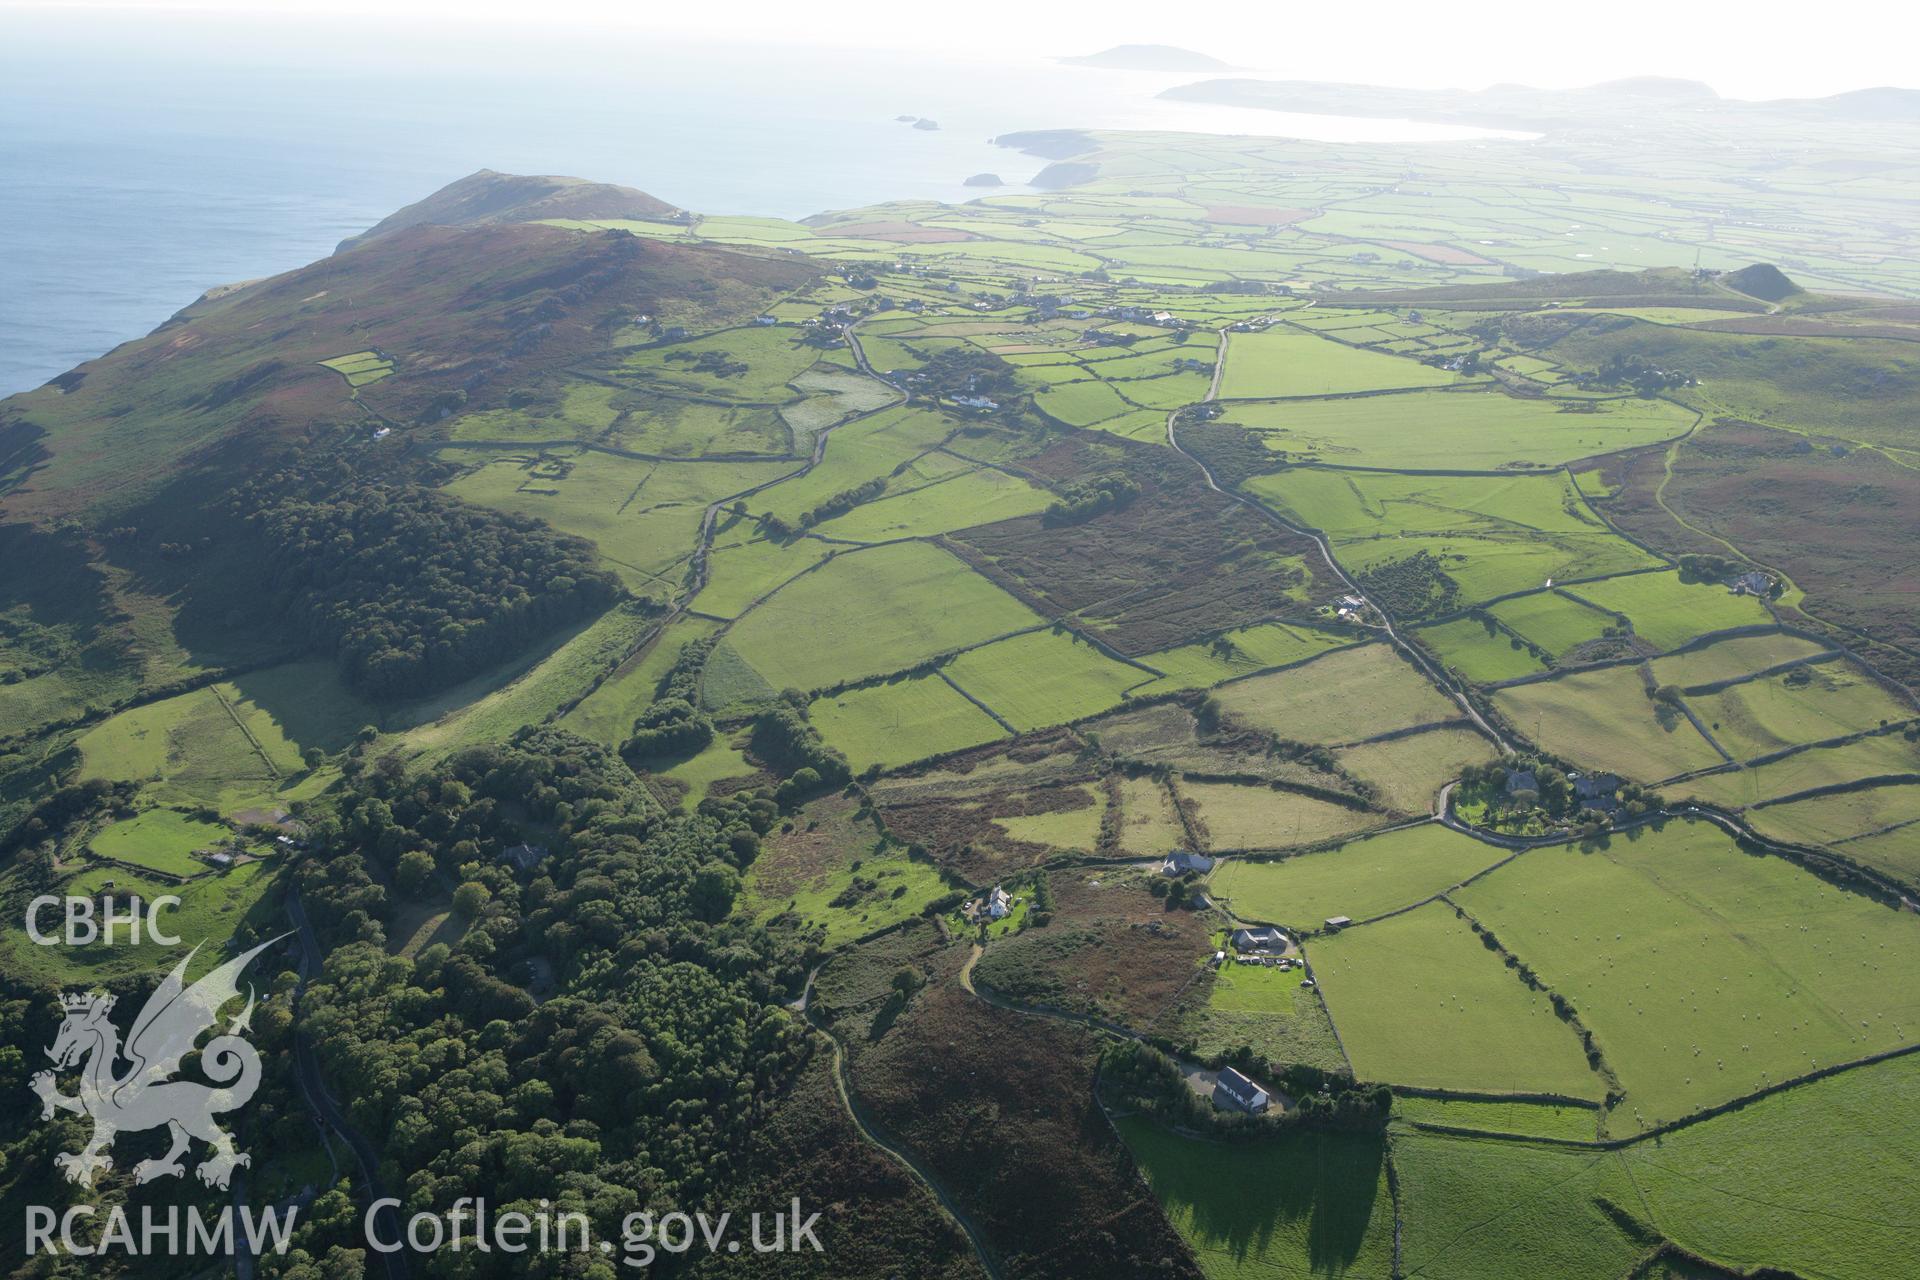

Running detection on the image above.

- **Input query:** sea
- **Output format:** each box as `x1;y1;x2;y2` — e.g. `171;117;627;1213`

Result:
0;12;1529;396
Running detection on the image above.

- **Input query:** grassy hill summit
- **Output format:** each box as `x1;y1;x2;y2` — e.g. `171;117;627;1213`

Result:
337;168;681;252
1720;261;1803;302
1062;44;1235;71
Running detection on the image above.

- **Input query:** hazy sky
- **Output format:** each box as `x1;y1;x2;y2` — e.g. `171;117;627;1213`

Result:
4;0;1916;100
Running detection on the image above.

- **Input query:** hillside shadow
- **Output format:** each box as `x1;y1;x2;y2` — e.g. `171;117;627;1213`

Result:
1139;1124;1387;1274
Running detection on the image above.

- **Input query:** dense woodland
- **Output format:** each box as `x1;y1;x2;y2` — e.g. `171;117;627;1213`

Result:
286;729;815;1268
235;466;620;699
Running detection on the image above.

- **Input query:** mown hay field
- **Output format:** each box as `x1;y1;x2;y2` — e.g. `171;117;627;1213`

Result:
810;674;1007;773
727;541;1041;691
1211;643;1460;746
1336;727;1499;815
1179;779;1384;852
943;629;1144;730
1219;328;1461;399
1219;387;1693;470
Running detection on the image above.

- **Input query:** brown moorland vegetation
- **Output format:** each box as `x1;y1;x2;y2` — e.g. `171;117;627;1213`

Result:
845;984;1201;1280
948;434;1338;656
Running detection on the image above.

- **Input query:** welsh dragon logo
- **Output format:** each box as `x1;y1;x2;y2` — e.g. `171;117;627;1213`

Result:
32;936;283;1189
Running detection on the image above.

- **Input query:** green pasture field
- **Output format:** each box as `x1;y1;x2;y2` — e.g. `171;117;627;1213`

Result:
1207;959;1303;1016
1616;1049;1920;1279
1211;643;1461;746
617;325;822;402
1491;352;1565;382
1218;328;1461;399
749;404;957;524
1751;784;1920;862
443;448;793;592
75;661;371;814
75;686;264;796
614;400;793;457
991;798;1106;853
318;350;394;386
1013;361;1096;384
1209;824;1508;928
389;604;657;762
810;463;1051;541
1178;779;1384;852
1454;819;1920;1130
1217;389;1693;470
782;367;898;444
809;675;1007;773
1115;1116;1396;1280
727;541;1040;692
447;380;625;445
696;532;838;618
942;630;1144;730
1650;632;1835;689
558;615;719;748
1309;902;1602;1097
1687;660;1916;760
1175;965;1352;1070
1393;1131;1645;1280
1493;665;1725;782
1560;571;1774;651
1671;731;1920;810
657;735;756;808
852;333;933;375
1034;378;1135;426
1084;408;1176;442
0;860;277;988
1488;590;1617;657
1392;1095;1600;1141
1335;727;1500;816
89;808;233;877
1245;468;1662;605
1417;616;1549;684
1103;370;1212;411
697;636;777;709
1573;306;1756;324
1074;348;1208;380
1829;818;1920;884
1128;623;1356;696
1115;774;1186;857
221;662;378;770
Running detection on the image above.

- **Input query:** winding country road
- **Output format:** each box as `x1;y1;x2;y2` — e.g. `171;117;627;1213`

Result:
286;888;410;1280
1166;327;1509;751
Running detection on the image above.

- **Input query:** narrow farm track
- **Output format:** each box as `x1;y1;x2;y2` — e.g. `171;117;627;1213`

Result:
1164;405;1510;753
547;333;909;719
801;1003;1005;1280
